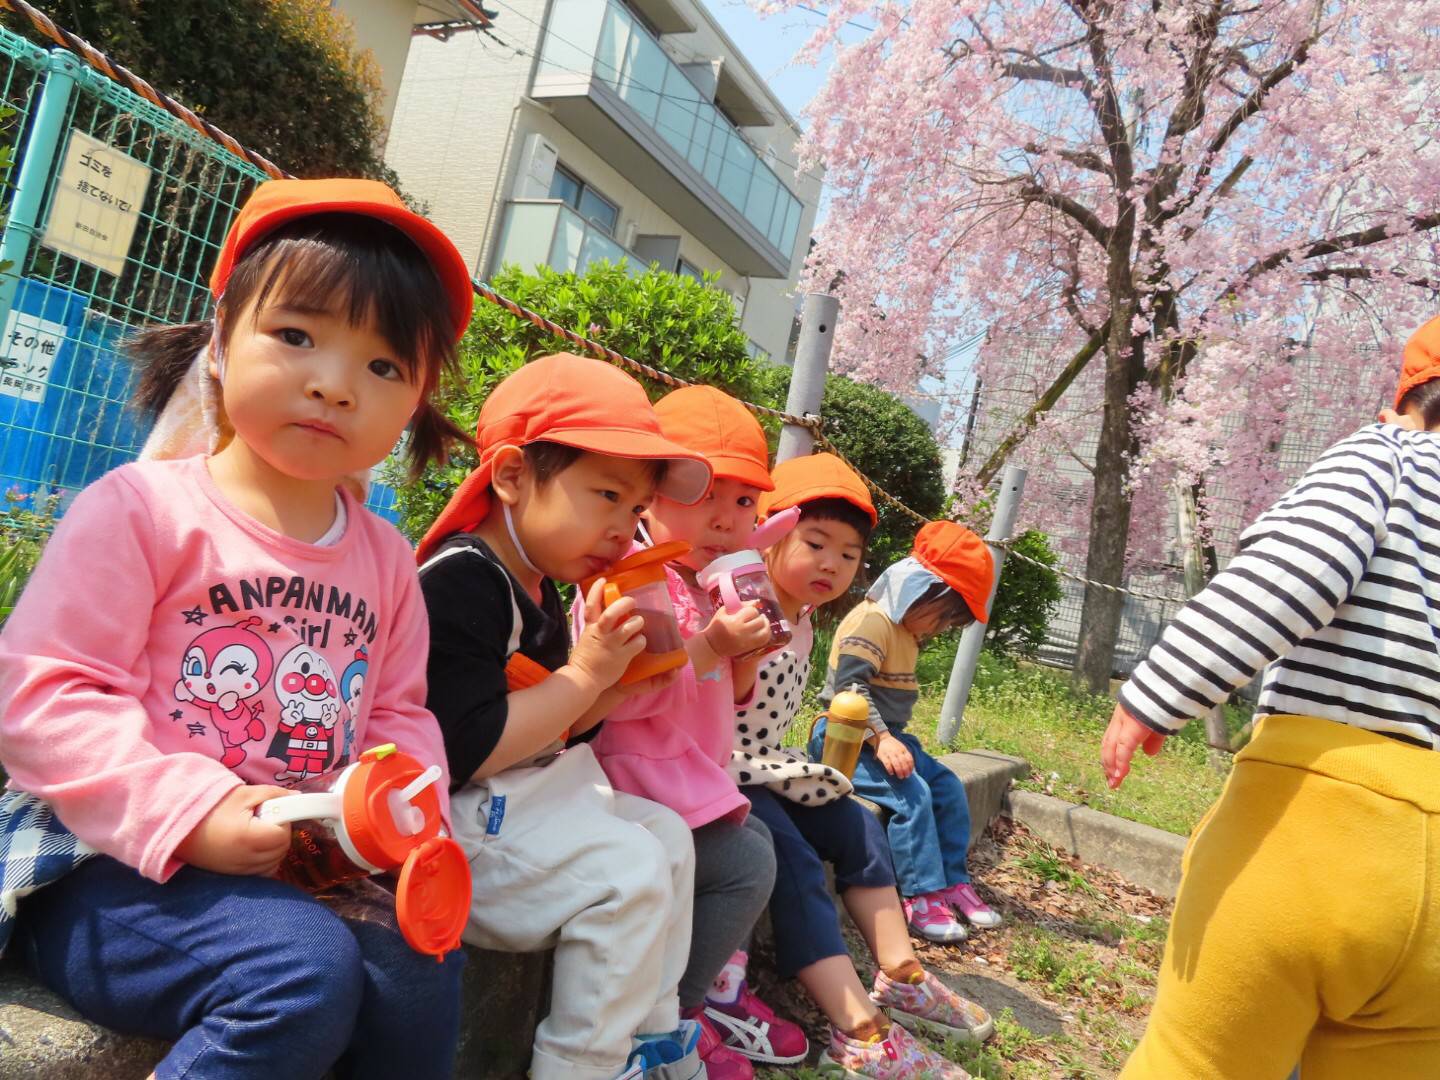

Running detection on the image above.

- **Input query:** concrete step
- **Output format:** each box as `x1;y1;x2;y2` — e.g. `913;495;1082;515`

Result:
0;945;550;1080
0;747;1029;1079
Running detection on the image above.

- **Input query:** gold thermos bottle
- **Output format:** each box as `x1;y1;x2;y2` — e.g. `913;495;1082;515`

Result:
813;685;871;779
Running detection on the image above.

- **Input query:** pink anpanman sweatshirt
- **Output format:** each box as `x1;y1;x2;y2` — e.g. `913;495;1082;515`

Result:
0;456;448;881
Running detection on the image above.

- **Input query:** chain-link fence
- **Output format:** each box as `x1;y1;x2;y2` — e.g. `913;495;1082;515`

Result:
0;27;399;521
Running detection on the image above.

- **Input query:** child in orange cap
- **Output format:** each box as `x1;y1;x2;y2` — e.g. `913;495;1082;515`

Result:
1101;315;1440;1077
416;353;717;1080
580;385;806;1076
0;177;474;1078
724;455;993;1080
819;522;1002;944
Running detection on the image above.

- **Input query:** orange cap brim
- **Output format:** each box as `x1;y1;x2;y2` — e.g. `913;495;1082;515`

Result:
707;453;775;492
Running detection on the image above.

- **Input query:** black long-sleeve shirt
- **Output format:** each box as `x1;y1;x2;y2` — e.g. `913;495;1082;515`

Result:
419;534;570;789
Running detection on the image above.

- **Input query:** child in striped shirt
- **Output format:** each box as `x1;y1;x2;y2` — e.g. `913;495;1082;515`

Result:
1103;315;1440;1079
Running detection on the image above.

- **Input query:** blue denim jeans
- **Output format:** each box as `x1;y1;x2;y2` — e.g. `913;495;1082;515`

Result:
15;856;465;1080
743;786;894;977
810;724;972;897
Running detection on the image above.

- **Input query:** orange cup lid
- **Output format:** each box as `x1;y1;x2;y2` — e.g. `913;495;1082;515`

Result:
342;746;444;870
395;836;472;958
580;540;691;594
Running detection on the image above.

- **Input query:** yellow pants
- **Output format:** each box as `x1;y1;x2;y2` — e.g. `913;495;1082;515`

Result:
1122;714;1440;1080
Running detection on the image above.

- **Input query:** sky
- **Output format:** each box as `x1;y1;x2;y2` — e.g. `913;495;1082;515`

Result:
702;2;980;444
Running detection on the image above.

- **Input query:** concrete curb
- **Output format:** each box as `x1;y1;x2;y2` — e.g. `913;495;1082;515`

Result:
1004;789;1187;897
0;945;549;1080
940;749;1029;848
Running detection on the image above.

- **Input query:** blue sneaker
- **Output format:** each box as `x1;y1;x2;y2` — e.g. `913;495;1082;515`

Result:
628;1019;707;1079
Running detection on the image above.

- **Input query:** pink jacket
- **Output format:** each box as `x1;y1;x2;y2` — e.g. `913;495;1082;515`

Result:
0;456;449;881
580;560;752;829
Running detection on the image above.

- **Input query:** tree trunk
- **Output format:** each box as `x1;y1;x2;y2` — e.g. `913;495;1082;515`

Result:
1072;311;1142;695
1174;478;1230;766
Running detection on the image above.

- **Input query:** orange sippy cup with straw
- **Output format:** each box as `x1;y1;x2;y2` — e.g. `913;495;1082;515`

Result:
257;744;471;958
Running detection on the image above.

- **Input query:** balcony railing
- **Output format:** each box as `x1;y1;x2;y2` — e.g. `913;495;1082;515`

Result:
536;0;803;261
491;199;645;279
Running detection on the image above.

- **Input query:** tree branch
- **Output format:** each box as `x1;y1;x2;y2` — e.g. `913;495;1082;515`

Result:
975;320;1111;485
1018;182;1111;249
1242;209;1440;285
1024;141;1116;179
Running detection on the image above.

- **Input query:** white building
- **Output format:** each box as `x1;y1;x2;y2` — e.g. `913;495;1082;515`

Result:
332;2;497;132
380;0;821;362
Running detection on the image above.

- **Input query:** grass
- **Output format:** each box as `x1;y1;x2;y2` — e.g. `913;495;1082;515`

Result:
794;636;1230;835
1015;848;1100;898
1008;926;1111;999
911;646;1236;836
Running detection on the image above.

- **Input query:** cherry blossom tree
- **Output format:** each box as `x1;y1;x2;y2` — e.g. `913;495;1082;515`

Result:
769;0;1440;692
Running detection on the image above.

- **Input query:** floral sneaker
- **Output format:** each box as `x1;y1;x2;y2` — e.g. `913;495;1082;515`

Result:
902;893;968;943
939;883;1002;929
871;969;994;1045
817;1020;972;1079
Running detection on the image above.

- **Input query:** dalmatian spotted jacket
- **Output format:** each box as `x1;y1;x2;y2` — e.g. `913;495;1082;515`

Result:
726;614;853;806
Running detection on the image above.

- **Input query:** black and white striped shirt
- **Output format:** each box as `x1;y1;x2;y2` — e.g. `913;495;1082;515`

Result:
1121;425;1440;751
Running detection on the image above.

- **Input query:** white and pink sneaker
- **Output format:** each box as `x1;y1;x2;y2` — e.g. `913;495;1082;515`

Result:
704;950;809;1064
902;893;968;943
939;882;1002;929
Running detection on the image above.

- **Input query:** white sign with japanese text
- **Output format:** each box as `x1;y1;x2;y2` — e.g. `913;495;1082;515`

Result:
0;308;66;404
41;130;152;277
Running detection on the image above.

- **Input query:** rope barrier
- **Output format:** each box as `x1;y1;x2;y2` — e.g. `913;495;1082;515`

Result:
0;0;1189;607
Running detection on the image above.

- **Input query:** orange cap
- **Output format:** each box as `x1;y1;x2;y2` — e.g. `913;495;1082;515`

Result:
416;354;712;562
654;386;774;492
395;836;472;958
912;521;994;625
1394;314;1440;409
758;452;876;526
211;178;474;343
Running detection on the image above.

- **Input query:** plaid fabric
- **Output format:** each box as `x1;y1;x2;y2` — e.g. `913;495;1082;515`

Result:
0;789;95;956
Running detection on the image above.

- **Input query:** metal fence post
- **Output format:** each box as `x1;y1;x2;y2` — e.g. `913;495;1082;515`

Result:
775;291;837;463
0;48;81;330
937;464;1027;744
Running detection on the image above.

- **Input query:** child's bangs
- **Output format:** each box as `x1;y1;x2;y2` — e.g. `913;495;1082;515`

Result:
232;214;456;385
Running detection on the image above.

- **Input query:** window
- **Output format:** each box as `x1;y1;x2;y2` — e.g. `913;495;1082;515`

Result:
745;340;770;363
548;164;620;236
676;257;702;282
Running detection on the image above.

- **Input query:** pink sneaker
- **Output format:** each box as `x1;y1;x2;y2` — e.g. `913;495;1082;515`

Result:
902;893;968;943
817;1021;971;1078
871;969;994;1045
704;980;809;1064
681;1006;755;1079
939;882;1002;929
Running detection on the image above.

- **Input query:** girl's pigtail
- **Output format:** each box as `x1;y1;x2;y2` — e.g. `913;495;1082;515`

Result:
404;402;472;480
130;320;215;418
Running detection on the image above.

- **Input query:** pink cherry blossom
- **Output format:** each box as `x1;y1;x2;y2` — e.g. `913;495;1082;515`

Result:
761;0;1440;686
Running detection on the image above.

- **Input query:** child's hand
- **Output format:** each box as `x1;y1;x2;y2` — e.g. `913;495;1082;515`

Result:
875;731;914;779
569;578;647;691
704;600;770;659
175;784;293;876
1100;703;1167;789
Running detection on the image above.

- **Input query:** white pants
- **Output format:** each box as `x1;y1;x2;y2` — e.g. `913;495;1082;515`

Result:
450;744;696;1080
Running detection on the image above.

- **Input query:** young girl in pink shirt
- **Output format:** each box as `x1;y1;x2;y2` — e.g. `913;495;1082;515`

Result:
0;179;472;1080
582;386;808;1077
